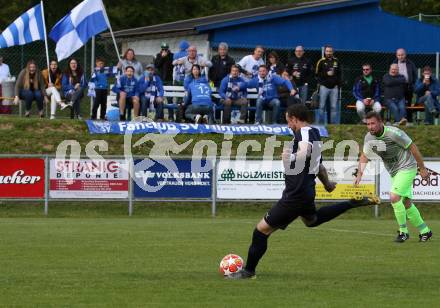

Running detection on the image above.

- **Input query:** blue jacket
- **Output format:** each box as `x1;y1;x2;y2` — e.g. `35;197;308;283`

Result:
415;76;440;103
183;75;210;91
112;75;139;98
219;75;247;100
186;77;212;107
242;75;292;101
137;74;164;97
173;40;189;60
90;66;117;89
61;73;86;97
352;75;381;102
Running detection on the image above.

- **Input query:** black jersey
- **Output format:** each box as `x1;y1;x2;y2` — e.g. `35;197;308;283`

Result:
282;126;322;201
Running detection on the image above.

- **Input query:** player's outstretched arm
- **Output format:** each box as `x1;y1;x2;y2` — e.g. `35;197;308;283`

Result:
409;143;429;179
318;163;336;192
354;153;369;186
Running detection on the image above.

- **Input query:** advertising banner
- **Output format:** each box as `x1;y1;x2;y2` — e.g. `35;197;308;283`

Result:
133;159;212;198
0;158;45;198
379;162;440;201
49;159;129;199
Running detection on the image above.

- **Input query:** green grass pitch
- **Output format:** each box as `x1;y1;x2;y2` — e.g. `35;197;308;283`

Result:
0;216;439;307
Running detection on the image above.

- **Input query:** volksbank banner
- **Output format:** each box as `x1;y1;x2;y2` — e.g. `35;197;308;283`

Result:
86;121;329;137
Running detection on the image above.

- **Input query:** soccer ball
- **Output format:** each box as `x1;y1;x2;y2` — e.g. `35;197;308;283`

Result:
219;254;243;276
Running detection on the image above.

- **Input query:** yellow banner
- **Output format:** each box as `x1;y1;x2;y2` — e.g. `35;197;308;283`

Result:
316;184;376;200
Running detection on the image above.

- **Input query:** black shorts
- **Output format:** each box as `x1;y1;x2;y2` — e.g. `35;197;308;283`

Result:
264;198;316;230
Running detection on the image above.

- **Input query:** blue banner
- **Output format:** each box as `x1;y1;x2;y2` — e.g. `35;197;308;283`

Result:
86;120;329;137
133;159;212;199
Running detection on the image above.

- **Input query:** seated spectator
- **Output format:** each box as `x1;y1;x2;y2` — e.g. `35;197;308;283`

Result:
117;48;143;79
286;46;312;103
352;63;381;124
219;65;248;124
0;56;11;114
184;64;214;124
172;45;212;78
62;58;86;120
172;40;190;85
90;57;117;120
154;42;174;84
42;59;68;120
266;51;284;77
112;66;139;121
237;46;265;80
239;65;295;124
209;42;235;87
137;64;165;122
278;70;300;108
415;66;440;125
14;59;47;118
382;64;407;125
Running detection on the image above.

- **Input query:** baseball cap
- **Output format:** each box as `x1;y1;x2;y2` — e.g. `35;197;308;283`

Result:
146;64;155;70
161;42;169;49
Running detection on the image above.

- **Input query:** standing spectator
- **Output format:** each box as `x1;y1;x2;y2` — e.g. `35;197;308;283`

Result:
90;57;117;120
154;42;173;84
237;46;265;80
112;66;139;121
266;51;284;77
278;70;300;109
172;40;190;85
42;60;67;120
0;56;10;82
382;64;407;125
240;65;296;124
117;48;143;79
209;42;235;87
286;46;312;103
14;59;47;118
62;58;87;120
393;48;417;122
415;66;440;125
352;63;381;124
218;65;248;124
137;64;165;121
172;45;212;77
315;45;341;124
184;65;214;124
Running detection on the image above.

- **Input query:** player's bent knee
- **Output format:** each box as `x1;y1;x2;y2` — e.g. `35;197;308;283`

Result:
256;219;274;235
389;193;401;204
301;215;318;228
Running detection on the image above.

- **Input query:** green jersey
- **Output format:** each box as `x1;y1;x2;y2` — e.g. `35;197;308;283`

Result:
363;126;416;177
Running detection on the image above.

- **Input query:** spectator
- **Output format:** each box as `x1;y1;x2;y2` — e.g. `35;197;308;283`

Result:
393;48;417;122
172;45;212;78
62;58;87;120
237;46;265;80
172;40;190;85
209;42;235;87
0;56;10;82
218;65;248;124
90;57;117;120
14;59;47;118
415;66;440;125
315;45;342;124
42;60;67;120
137;64;165;122
112;66;139;121
184;64;214;124
286;45;312;103
266;51;284;77
352;63;381;124
117;48;143;79
154;42;174;84
240;65;296;124
278;70;300;108
382;64;407;125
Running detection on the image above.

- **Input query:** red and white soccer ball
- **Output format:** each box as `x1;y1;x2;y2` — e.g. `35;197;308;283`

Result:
219;254;244;276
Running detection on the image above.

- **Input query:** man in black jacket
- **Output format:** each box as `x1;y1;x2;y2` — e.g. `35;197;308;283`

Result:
209;42;235;87
286;45;312;103
154;42;174;84
382;64;408;125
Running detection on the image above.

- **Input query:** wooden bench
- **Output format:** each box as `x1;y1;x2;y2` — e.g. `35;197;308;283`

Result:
347;104;426;124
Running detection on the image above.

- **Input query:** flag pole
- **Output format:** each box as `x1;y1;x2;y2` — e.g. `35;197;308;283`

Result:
40;1;51;83
99;0;120;60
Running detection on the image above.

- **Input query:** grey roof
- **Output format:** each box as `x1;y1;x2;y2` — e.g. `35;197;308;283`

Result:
103;0;351;38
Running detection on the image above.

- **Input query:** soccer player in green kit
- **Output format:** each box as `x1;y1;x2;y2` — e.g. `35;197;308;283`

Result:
355;112;433;242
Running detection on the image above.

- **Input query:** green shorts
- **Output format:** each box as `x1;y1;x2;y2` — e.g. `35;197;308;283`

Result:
391;169;417;199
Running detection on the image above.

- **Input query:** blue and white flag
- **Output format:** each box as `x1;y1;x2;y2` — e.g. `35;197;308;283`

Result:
0;4;45;48
49;0;109;61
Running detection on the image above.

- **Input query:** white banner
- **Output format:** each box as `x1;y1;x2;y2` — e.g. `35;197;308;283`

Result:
49;159;129;199
379;162;440;201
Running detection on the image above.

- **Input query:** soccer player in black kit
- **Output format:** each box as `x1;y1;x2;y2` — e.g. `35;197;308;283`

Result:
227;104;379;279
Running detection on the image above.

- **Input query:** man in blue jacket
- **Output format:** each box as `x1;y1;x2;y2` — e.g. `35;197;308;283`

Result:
240;65;296;124
415;66;440;125
112;66;139;121
352;63;381;124
219;65;248;124
137;64;165;121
